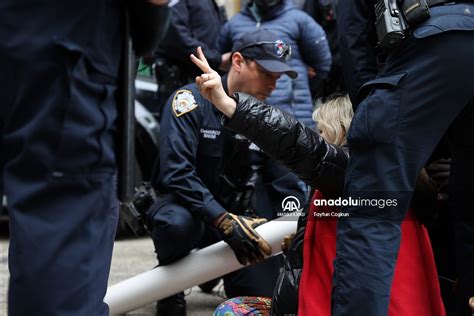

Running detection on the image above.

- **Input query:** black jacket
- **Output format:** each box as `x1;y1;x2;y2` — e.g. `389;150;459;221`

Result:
337;0;474;107
157;0;226;77
224;92;349;198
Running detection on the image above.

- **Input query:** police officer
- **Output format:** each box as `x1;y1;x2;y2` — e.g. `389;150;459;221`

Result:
334;0;474;315
154;0;230;114
0;1;169;315
148;29;305;315
299;0;347;98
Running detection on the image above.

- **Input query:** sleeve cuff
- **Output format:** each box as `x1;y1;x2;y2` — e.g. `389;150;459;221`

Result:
198;198;226;223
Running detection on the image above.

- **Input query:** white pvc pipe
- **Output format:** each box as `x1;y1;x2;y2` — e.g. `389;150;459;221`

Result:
105;217;297;315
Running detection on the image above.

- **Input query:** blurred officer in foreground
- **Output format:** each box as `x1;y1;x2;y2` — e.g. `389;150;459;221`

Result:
154;0;229;114
335;0;474;315
147;29;305;315
0;0;169;315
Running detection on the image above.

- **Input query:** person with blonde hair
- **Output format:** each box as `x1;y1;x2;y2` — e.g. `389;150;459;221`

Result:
312;95;353;146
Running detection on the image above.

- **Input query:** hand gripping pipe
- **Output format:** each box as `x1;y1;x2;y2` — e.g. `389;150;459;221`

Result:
104;217;298;315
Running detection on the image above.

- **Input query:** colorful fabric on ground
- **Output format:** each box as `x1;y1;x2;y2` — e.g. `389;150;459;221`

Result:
214;296;272;316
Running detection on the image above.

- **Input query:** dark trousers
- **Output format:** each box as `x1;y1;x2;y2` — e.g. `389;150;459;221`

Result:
332;31;474;316
252;152;309;219
148;194;282;297
1;45;119;315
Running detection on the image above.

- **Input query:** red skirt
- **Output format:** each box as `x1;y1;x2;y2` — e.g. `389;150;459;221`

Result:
298;191;445;316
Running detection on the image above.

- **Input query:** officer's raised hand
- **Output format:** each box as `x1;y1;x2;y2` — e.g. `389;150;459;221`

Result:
190;47;237;118
213;212;272;265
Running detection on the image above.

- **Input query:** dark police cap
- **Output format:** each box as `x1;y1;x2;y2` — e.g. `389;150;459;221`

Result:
233;29;298;79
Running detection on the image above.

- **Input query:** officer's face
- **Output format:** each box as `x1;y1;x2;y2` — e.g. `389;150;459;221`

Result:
239;58;281;101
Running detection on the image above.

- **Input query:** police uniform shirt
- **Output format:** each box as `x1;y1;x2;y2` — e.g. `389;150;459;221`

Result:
157;80;229;221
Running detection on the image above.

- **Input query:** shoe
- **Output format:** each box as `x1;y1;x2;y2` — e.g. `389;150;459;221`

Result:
156;292;186;316
198;278;220;294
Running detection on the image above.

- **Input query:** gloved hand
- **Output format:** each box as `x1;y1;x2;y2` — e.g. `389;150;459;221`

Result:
412;168;438;225
426;158;451;191
215;213;272;265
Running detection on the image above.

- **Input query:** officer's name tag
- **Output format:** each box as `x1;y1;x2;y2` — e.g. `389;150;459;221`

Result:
200;128;221;139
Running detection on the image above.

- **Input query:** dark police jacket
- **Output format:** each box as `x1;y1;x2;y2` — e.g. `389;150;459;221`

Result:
157;0;226;77
156;82;227;221
337;0;474;107
0;1;123;80
155;74;268;222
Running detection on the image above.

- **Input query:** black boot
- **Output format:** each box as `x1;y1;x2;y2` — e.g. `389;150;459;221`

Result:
156;292;186;316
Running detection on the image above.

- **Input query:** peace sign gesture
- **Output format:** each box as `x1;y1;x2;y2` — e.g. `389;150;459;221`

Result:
190;47;236;117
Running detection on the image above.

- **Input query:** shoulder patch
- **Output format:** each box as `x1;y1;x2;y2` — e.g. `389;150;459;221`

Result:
172;89;198;117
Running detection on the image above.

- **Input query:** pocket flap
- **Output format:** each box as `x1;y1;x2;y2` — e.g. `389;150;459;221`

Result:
357;72;407;98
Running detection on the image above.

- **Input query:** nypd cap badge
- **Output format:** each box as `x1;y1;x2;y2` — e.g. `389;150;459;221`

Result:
172;90;198;117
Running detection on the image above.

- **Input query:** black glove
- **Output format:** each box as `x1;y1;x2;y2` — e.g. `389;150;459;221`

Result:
411;168;438;226
216;213;272;265
426;158;451;191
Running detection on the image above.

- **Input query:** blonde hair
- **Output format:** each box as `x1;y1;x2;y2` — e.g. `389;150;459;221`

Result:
312;95;353;146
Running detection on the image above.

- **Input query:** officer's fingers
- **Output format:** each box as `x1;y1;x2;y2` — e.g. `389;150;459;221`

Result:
195;76;204;88
257;239;272;256
199;73;215;82
431;172;450;180
190;47;212;73
200;81;211;93
246;245;263;265
196;46;212;70
248;234;272;257
190;53;210;74
248;252;263;265
250;218;267;228
239;254;249;266
236;254;248;266
201;77;221;92
237;247;253;266
242;238;263;261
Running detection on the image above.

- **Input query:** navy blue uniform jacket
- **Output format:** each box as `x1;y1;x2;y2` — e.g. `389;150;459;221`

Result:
157;83;228;221
337;0;474;107
157;0;226;76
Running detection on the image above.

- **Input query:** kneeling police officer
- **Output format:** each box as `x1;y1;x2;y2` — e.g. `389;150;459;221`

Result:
146;29;304;315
